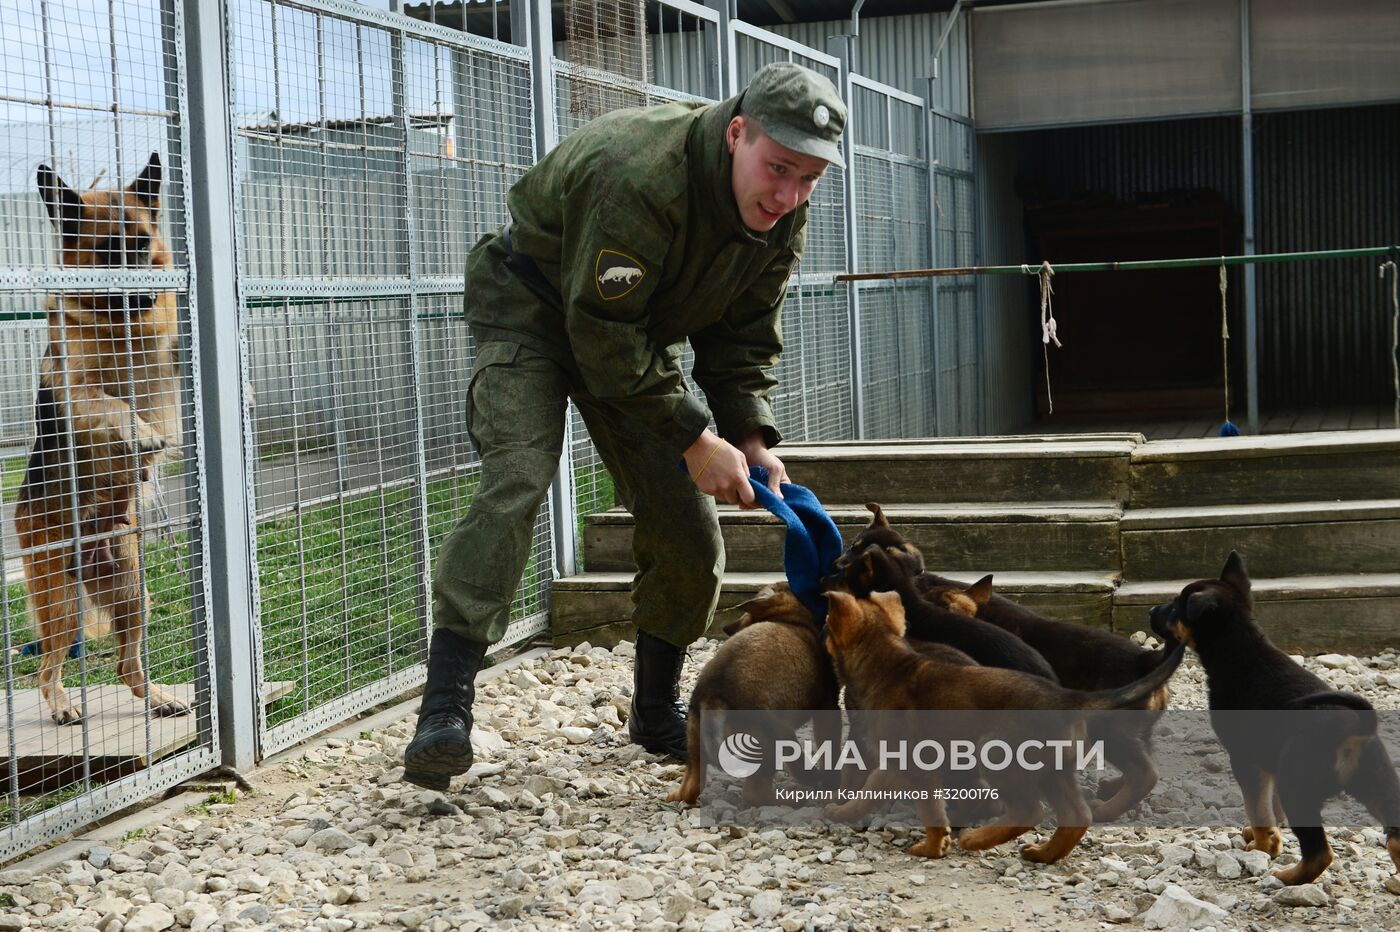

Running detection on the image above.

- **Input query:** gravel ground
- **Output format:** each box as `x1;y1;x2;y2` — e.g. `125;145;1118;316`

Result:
3;639;1399;932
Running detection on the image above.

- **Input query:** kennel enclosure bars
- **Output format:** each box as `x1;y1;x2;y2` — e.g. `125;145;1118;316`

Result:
0;0;948;859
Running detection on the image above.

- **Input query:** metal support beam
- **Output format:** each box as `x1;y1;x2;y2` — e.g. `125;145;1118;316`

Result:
183;0;258;770
924;84;943;436
827;35;863;439
518;0;578;578
1240;0;1259;434
705;0;737;99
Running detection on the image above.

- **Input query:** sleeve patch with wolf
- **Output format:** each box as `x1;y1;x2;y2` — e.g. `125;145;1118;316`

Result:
595;248;647;301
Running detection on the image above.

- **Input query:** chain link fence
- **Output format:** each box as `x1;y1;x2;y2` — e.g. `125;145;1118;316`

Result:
0;0;953;860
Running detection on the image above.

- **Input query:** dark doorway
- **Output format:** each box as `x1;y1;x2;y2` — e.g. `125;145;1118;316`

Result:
1026;198;1239;417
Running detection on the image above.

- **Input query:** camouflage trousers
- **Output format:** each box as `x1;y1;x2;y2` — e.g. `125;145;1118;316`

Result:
433;336;725;649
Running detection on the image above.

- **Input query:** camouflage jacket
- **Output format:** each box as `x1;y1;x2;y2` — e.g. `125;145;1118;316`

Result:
467;93;807;459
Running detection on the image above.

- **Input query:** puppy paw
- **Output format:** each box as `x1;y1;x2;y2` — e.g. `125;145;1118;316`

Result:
957;827;997;851
1020;841;1066;864
824;802;863;823
909;831;950;859
1244;827;1283;857
664;787;698;805
1272;854;1331;887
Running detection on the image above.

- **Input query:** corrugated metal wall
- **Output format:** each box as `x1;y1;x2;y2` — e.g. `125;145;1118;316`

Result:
1255;104;1400;404
1006;117;1242;211
769;12;971;117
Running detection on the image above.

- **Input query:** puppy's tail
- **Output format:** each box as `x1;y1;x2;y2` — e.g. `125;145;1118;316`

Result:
1080;643;1187;711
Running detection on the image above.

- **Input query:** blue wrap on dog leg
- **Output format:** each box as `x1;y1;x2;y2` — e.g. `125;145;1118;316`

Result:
747;467;844;621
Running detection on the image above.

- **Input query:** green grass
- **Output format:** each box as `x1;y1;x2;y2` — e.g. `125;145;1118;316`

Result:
186;790;237;814
2;455;608;819
2;455;27;505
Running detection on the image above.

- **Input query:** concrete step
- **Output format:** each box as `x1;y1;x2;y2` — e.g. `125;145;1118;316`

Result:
779;438;1138;504
1114;574;1400;653
584;502;1122;574
1130;429;1400;507
551;570;1120;649
1121;500;1400;580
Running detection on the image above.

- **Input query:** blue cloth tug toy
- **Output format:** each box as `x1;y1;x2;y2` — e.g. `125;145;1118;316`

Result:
744;467;844;621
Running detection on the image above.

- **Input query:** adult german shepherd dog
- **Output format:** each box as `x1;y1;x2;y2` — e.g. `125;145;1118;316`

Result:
19;152;188;724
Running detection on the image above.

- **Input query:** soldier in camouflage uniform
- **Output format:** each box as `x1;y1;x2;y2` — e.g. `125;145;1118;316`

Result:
402;62;847;791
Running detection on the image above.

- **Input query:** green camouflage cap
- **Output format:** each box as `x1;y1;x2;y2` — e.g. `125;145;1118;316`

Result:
741;62;847;169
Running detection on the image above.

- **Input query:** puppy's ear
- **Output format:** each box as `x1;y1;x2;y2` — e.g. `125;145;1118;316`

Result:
824;591;856;635
1220;551;1251;604
965;574;994;607
868;590;907;637
864;502;889;528
37;164;84;238
1185;590;1218;624
127;152;162;210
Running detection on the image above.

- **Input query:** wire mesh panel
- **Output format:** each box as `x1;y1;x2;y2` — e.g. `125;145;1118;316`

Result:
549;0;720;566
731;21;851;444
0;0;216;861
932;111;978;436
850;76;933;439
226;0;536;754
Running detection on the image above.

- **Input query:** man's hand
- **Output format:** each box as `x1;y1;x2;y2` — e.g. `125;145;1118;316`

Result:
684;431;756;508
736;430;786;499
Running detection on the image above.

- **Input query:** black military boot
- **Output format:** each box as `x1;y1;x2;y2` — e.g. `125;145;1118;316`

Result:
628;629;689;759
402;628;488;791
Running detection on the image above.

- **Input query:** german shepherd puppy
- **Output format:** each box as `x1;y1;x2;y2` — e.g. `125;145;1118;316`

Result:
828;543;1059;682
1149;552;1400;885
665;583;841;807
824;590;1185;863
19;153;187;725
840;502;1174;819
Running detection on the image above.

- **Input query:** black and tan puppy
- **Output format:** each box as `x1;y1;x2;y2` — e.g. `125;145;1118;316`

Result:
665;583;841;807
828;543;1059;683
1150;551;1400;886
842;502;1174;819
823;590;1186;863
19;153;186;725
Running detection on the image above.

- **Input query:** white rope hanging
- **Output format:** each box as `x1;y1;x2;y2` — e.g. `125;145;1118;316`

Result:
1038;261;1061;414
1220;262;1231;426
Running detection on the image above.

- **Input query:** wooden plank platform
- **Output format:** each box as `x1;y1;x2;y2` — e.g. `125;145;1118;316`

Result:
3;681;293;793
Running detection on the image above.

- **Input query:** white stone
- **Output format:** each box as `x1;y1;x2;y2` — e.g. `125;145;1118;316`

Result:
750;890;782;920
617;875;654;900
308;828;356;852
1157;845;1194;868
558;727;593;745
1237;849;1271;877
577;881;621;908
122;904;175;932
1213;852;1242;879
1139;884;1228;930
1274;883;1329;907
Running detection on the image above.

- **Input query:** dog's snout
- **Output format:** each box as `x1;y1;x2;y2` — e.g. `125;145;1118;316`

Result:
1147;603;1171;638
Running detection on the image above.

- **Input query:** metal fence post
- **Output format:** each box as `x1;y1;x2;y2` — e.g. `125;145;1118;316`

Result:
517;0;578;578
828;37;863;440
182;0;258;770
1240;0;1260;435
705;0;737;99
923;91;942;437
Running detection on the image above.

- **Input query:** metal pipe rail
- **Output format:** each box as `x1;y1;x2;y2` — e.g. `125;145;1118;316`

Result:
834;245;1400;282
